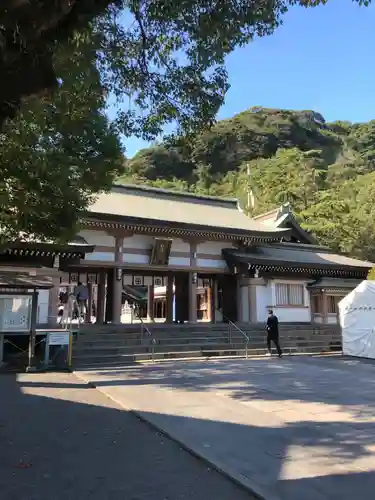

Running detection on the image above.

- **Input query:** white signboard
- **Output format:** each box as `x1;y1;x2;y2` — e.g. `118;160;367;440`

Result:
49;332;70;346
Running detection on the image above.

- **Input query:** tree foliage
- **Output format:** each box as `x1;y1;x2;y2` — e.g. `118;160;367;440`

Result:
119;106;375;261
0;0;371;242
1;0;370;128
0;30;122;243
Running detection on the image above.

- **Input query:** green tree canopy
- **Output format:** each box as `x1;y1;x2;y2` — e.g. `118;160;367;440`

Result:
0;30;122;243
119;105;375;261
1;0;371;128
0;0;371;242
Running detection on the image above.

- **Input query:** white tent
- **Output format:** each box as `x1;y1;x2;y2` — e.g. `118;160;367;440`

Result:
339;280;375;359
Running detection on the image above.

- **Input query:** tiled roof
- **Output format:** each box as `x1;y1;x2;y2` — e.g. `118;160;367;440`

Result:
87;184;289;237
223;243;373;271
307;278;363;289
0;271;53;289
253;204;316;244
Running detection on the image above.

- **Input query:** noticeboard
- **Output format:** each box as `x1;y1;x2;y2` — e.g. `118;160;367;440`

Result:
48;332;70;346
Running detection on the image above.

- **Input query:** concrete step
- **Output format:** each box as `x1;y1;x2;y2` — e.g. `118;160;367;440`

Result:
73;348;250;368
75;335;248;349
71;322;342;369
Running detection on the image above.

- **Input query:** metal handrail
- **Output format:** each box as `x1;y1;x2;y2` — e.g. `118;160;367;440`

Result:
216;309;250;359
132;306;156;362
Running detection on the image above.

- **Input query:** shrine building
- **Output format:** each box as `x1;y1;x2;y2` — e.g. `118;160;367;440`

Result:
0;184;373;330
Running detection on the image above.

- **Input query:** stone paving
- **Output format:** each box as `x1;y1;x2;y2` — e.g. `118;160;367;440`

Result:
77;356;375;500
0;372;255;500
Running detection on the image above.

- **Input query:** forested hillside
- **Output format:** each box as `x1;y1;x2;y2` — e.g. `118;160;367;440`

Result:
118;107;375;261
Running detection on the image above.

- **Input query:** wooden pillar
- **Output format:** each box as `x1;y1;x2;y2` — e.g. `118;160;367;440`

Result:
147;285;155;322
105;270;113;323
85;282;93;323
112;270;123;324
322;291;328;324
166;274;174;323
27;290;39;371
236;275;243;323
175;274;190;322
96;271;106;324
47;276;60;326
0;334;3;367
248;282;258;324
188;241;197;323
209;279;216;323
206;286;212;322
112;235;124;324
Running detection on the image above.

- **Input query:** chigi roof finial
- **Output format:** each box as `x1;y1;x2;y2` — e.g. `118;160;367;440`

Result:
276;202;292;219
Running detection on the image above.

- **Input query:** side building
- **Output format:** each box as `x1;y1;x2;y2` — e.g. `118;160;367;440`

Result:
0;184;372;327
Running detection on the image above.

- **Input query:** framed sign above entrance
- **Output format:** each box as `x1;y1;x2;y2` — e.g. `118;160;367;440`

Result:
150;238;172;266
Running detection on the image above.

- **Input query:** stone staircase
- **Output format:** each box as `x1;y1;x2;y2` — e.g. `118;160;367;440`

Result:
72;322;341;369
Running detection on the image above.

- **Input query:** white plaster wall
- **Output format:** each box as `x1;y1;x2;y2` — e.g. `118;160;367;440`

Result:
37;289;49;324
197;242;232;269
122;253;149;265
85;251;114;262
169;256;190;267
273;306;311;323
124;234;153;250
197;241;234;255
78;229;114;247
241;286;249;323
170;238;190;253
196;258;227;269
269;279;312;323
256;283;272;323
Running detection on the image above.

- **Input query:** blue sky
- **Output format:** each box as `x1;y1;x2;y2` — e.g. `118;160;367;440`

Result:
115;0;375;157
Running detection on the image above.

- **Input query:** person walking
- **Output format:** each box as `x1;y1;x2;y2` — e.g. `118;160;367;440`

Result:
266;309;282;358
74;281;89;322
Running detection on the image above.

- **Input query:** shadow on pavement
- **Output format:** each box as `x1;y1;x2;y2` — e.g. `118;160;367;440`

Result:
4;355;375;500
0;373;255;500
86;356;375;417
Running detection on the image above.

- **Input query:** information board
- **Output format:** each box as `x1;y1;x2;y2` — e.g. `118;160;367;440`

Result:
49;332;70;345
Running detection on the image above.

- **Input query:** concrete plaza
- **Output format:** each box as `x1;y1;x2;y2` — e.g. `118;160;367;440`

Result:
77;355;375;500
0;371;254;500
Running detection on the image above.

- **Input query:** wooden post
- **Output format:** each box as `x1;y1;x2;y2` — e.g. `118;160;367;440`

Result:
236;275;242;323
0;334;4;367
27;290;39;372
105;270;113;323
96;271;106;324
166;274;174;323
112;235;124;324
147;285;155;322
47;276;60;327
86;282;93;323
322;292;328;324
188;241;197;323
206;286;212;322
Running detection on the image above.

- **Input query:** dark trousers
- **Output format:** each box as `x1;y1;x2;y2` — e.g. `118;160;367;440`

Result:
267;333;282;356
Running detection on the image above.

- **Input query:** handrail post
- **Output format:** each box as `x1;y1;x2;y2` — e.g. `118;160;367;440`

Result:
214;308;251;359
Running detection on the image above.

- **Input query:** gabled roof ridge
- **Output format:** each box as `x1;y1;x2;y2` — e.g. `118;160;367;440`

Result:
253;203;292;222
112;183;238;206
256;241;332;252
253;207;280;221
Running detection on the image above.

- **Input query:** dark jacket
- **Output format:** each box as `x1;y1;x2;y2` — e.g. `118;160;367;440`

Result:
266;314;279;336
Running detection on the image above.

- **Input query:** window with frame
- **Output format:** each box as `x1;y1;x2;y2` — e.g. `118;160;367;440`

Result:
310;294;322;313
275;283;304;306
327;295;344;314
